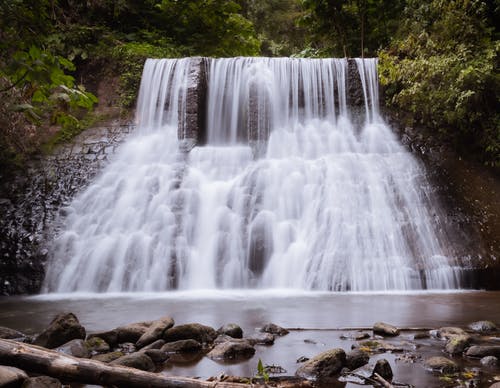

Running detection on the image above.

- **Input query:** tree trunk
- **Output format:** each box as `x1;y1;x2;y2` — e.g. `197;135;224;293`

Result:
0;339;258;388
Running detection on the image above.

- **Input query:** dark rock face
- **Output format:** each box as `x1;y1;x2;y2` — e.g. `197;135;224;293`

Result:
295;348;346;380
345;349;370;370
0;124;134;295
217;323;243;339
33;313;86;349
207;340;255;361
163;323;217;344
372;359;393;380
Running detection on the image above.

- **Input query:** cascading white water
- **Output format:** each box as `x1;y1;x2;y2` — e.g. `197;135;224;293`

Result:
44;57;463;292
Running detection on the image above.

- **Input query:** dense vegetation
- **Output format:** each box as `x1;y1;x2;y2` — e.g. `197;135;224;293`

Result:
0;0;498;170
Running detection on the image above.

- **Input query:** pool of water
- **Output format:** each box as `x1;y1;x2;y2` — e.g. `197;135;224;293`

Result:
1;290;499;387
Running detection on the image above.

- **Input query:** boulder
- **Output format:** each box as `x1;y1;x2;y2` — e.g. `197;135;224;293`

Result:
412;332;430;340
143;349;169;363
87;330;118;347
116;321;152;343
22;376;62;388
141;339;165;351
85;336;110;353
55;339;90;358
33;313;86;349
247;332;275;346
136;316;174;348
117;342;137;354
480;356;498;367
468;321;497;333
373;322;399;337
207;340;255;361
163;323;217;344
424;356;459;374
110;352;155;371
372;359;393;380
295;348;346;380
0;366;28;386
217;323;243;339
260;323;289;336
435;327;467;340
445;334;472;355
0;326;25;340
466;345;500;358
161;339;202;353
345;349;369;370
91;351;124;363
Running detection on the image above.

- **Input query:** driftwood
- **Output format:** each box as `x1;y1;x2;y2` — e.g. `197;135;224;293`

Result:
0;339;259;387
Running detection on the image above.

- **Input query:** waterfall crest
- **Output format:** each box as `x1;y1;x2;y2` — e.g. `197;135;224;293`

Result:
44;57;463;292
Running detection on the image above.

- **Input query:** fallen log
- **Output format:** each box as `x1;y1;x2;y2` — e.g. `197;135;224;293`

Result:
0;339;257;387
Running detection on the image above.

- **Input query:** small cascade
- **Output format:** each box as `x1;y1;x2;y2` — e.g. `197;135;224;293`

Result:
44;57;463;293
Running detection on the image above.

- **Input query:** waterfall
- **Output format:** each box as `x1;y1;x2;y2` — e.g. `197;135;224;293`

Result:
43;57;463;292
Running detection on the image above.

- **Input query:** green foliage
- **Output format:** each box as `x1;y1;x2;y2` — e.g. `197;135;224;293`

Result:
379;0;499;166
256;358;270;383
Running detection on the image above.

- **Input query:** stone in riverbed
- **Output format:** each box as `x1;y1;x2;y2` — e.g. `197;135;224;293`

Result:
110;352;155;371
0;366;28;386
136;316;174;348
87;330;118;347
163;323;217;344
141;339;165;350
217;323;243;339
22;376;62;388
207;340;255;361
0;326;25;340
92;351;124;363
247;332;275;346
55;339;90;358
84;336;110;353
116;321;152;343
260;323;289;336
33;312;86;349
372;359;393;380
466;345;500;358
345;349;369;370
434;327;467;340
161;339;202;353
295;348;346;380
373;322;399;337
143;349;169;363
468;321;497;333
445;334;472;355
424;356;460;374
480;356;498;367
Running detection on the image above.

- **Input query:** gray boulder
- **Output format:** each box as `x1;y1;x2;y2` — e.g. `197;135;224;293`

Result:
143;349;169;363
161;339;202;353
466;345;500;358
55;339;90;358
0;326;25;340
260;323;289;336
345;349;369;370
468;321;497;333
0;366;28;386
22;376;62;388
435;327;467;340
141;339;165;351
217;323;243;339
207;340;255;361
87;330;118;347
373;322;399;337
480;356;498;367
372;359;393;380
136;316;174;348
445;334;472;355
247;332;275;346
424;356;460;374
295;348;346;380
116;321;152;343
33;313;86;349
92;351;124;363
84;336;110;353
111;352;155;371
163;323;217;344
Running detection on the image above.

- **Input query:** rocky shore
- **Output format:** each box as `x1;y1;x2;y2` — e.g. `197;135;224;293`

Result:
0;313;499;387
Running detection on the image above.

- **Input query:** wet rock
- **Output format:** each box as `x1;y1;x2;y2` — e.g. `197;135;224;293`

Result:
0;326;25;339
435;327;467;340
247;332;275;346
116;321;152;343
372;359;393;380
217;323;243;339
373;322;399;337
141;339;165;351
55;339;90;358
111;352;155;371
117;342;136;354
92;351;124;363
354;332;370;340
33;313;86;348
87;330;118;347
22;376;62;388
490;382;500;388
445;334;472;355
85;336;110;353
136;316;174;348
295;348;346;380
207;340;255;361
261;323;289;336
143;349;169;363
0;366;28;386
345;349;370;370
297;356;310;363
163;323;217;344
424;356;460;374
466;345;500;358
481;356;498;367
161;339;202;353
358;340;404;353
469;321;497;333
412;332;430;340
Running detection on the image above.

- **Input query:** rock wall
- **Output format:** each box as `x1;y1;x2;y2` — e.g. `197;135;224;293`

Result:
0;124;134;295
